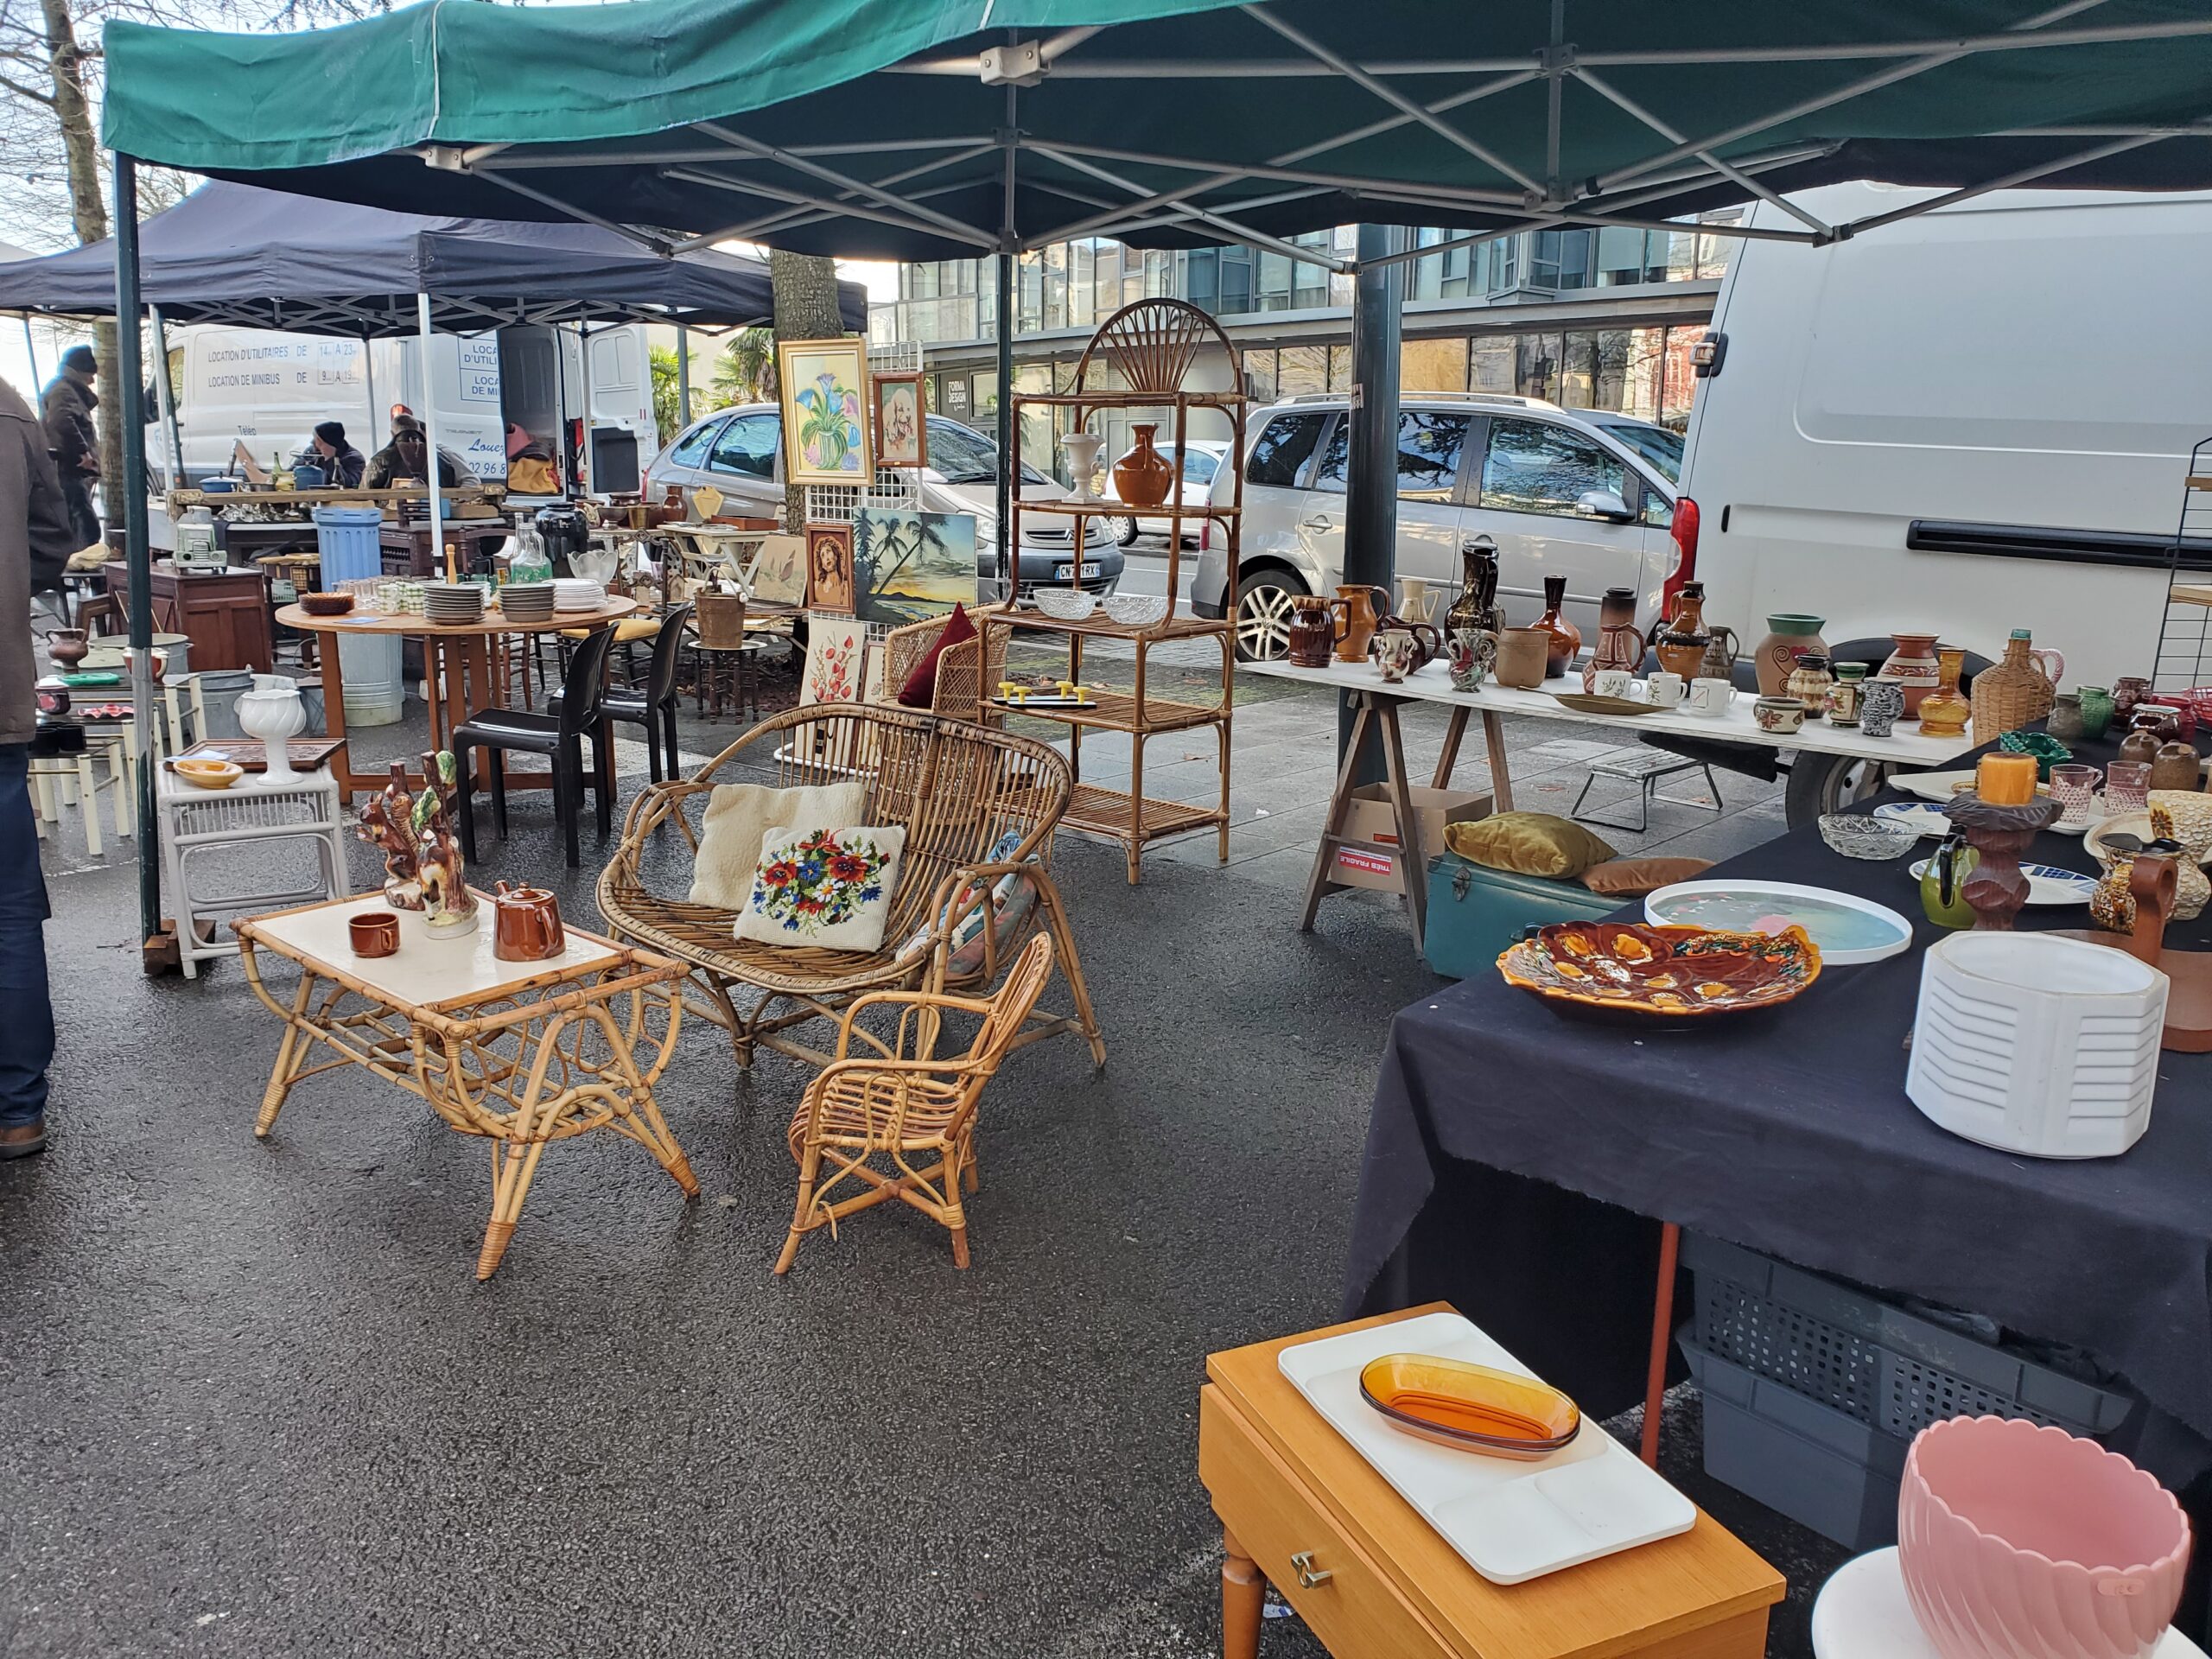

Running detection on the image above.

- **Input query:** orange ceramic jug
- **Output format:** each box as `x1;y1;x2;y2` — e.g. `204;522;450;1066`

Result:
1332;585;1391;663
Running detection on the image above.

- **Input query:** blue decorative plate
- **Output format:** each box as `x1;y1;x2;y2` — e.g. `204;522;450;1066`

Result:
1872;802;1951;838
1908;858;2096;906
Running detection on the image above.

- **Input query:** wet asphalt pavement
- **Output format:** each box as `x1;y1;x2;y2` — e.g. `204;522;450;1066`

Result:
1;720;1840;1658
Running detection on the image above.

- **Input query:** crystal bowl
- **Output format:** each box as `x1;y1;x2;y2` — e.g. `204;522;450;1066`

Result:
1033;588;1097;621
1102;593;1170;627
1819;812;1922;861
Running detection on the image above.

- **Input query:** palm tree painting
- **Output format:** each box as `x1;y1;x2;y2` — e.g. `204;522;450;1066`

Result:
851;507;979;626
776;338;872;485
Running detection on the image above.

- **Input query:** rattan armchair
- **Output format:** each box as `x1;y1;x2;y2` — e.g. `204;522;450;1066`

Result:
877;613;1006;724
775;933;1055;1273
596;702;1103;1071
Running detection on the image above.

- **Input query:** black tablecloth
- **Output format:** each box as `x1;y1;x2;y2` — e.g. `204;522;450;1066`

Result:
1344;732;2212;1459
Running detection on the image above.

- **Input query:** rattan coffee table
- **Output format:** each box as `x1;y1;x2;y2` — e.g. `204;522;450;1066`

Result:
235;892;696;1280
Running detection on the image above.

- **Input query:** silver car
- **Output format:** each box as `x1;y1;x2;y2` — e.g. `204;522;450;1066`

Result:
1191;392;1686;660
645;404;1124;597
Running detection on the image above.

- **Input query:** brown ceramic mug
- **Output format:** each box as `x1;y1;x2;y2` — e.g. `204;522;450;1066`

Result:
492;881;565;962
349;912;400;958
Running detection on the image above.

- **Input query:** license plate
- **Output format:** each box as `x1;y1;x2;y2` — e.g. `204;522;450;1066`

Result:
1054;562;1103;581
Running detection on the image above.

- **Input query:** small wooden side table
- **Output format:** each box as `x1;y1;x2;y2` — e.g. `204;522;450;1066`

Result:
236;893;696;1280
1200;1306;1783;1659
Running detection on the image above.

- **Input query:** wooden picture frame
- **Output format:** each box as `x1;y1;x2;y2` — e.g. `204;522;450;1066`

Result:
804;521;856;615
871;372;927;470
777;338;872;486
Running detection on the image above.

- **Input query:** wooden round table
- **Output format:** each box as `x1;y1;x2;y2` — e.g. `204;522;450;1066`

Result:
276;596;639;798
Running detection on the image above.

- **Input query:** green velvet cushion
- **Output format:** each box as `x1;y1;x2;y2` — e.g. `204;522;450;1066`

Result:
1442;812;1618;880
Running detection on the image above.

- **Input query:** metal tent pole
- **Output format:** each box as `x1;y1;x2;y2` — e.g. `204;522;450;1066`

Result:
416;293;445;561
994;251;1014;594
577;322;594;495
1340;223;1406;777
21;317;38;387
112;153;160;946
148;306;183;487
675;323;691;430
362;332;378;448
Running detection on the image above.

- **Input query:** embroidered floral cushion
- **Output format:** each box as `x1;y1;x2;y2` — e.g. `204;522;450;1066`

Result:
734;823;909;952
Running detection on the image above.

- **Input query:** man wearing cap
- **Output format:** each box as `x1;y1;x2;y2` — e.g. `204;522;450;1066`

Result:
1;374;75;1158
363;414;461;492
303;421;365;489
40;344;101;551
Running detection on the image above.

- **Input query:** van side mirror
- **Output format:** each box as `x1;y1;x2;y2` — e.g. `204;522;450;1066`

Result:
1576;488;1633;523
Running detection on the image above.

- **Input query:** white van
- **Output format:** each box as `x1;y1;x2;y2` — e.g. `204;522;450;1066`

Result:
1678;181;2212;705
153;322;658;492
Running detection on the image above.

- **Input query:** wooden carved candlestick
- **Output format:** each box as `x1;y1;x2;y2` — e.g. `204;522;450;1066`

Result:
1941;792;2062;931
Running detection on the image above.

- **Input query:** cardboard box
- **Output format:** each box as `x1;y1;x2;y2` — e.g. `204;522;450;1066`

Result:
1333;785;1492;892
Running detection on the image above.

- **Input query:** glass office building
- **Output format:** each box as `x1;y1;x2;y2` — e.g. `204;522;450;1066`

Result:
868;219;1736;468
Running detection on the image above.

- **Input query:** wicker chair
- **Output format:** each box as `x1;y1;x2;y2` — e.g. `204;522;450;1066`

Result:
596;702;1103;1071
877;612;1007;724
775;933;1055;1273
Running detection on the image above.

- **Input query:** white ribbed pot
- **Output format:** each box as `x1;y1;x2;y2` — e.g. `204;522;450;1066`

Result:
233;674;307;782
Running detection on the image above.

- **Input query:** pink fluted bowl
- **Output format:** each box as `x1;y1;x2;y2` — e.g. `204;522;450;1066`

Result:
1899;1415;2190;1659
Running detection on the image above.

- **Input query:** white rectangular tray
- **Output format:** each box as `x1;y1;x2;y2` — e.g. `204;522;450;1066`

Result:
1278;1311;1695;1585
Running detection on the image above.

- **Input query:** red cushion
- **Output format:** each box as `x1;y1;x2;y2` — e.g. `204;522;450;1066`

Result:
896;603;977;709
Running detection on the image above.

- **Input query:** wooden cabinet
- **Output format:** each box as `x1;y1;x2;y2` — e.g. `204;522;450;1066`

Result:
103;560;275;674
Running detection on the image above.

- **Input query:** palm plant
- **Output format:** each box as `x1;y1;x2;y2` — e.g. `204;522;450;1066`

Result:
711;327;777;405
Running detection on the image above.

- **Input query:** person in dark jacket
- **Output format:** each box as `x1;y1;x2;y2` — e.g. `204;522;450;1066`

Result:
1;375;76;1158
40;344;101;551
302;420;366;489
363;415;460;491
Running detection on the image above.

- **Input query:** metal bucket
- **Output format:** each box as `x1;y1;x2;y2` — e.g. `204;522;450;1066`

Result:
191;667;257;738
695;590;746;649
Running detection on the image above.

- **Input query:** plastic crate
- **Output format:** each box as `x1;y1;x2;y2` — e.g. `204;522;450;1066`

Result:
1684;1233;2133;1440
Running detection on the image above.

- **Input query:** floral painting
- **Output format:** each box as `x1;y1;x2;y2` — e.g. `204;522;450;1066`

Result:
799;613;866;708
777;339;871;486
873;373;926;469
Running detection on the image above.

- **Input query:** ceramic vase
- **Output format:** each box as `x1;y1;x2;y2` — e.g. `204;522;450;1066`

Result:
1446;543;1504;638
1880;632;1943;716
1396;575;1441;626
1533;574;1581;677
234;673;306;782
1580;588;1647;693
1784;652;1834;711
1754;614;1828;696
45;628;89;671
2047;691;2086;742
1332;585;1389;664
1111;424;1174;509
1286;595;1336;668
2078;685;2116;741
1698;624;1740;683
1917;648;1972;740
1058;429;1103;500
1447;626;1497;692
1652;582;1713;680
1860;678;1905;739
1971;628;2063;743
1898;1415;2189;1659
2113;676;2152;720
2150;741;2202;793
1494;627;1551;690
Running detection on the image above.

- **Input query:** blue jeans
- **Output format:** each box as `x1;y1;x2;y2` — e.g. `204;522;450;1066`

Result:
0;745;54;1126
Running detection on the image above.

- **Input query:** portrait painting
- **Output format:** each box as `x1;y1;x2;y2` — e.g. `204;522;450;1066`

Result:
805;521;856;615
777;338;871;486
872;373;926;470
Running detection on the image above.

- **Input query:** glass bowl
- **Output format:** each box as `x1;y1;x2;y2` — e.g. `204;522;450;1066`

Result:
1358;1353;1581;1459
1033;588;1097;621
1102;593;1170;627
1819;812;1921;860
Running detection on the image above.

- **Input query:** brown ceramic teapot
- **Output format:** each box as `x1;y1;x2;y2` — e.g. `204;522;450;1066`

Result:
492;881;565;963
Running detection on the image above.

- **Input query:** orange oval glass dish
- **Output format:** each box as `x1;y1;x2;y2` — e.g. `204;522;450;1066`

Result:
1358;1354;1582;1459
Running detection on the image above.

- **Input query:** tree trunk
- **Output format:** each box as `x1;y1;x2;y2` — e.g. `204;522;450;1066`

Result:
768;250;848;531
37;0;124;525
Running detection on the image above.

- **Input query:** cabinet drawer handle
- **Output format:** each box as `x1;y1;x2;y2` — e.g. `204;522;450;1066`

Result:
1291;1550;1333;1588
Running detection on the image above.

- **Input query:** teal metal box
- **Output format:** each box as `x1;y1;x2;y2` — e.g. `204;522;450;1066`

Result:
1422;852;1622;979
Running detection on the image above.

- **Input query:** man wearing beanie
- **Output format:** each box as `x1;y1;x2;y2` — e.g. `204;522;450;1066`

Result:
40;344;101;552
305;420;365;488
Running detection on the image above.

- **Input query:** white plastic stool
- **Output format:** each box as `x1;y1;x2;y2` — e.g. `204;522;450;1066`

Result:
1813;1548;2206;1658
156;766;349;978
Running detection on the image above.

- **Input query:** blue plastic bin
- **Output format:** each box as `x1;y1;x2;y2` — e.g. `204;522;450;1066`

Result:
311;505;384;584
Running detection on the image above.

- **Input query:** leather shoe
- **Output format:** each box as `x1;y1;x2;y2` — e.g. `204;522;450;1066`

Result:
0;1120;47;1160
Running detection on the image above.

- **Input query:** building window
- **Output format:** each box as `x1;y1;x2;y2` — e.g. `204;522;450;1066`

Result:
1243;347;1278;403
1470;334;1516;393
1402;336;1470;394
1277;344;1326;396
1327;344;1352;393
1516;333;1562;400
1185;248;1219;315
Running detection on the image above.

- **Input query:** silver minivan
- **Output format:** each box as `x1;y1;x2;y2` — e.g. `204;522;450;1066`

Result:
645;405;1124;597
1191;392;1686;659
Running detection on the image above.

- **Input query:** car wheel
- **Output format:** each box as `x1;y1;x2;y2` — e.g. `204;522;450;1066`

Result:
1233;569;1306;663
1104;514;1139;546
1783;752;1891;829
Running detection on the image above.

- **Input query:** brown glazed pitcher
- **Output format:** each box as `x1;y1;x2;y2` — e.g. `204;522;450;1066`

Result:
1286;594;1337;668
1332;584;1391;663
492;881;566;963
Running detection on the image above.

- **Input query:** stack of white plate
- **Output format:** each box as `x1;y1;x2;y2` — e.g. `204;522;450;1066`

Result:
423;582;485;626
552;579;606;613
499;583;556;624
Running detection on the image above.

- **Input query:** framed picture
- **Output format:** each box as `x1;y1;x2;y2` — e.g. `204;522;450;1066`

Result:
871;372;927;470
777;338;871;486
747;532;807;606
851;507;979;626
804;521;856;615
799;612;866;707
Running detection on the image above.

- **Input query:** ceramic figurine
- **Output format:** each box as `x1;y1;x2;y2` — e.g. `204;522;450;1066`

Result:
1580;587;1646;693
1531;574;1581;677
1916;647;1972;739
1859;678;1904;739
358;760;423;910
1878;632;1943;715
1754;614;1828;696
2076;684;2115;741
1447;626;1497;692
410;750;479;938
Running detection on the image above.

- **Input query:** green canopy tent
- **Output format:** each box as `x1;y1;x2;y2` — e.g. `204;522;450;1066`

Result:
95;0;2212;946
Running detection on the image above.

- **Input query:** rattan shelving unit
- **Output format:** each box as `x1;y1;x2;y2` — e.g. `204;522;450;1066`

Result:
2154;435;2212;690
985;301;1247;885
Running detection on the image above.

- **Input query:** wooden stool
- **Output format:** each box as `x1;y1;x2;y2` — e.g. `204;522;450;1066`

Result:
1200;1306;1783;1659
692;640;760;721
1812;1548;2206;1658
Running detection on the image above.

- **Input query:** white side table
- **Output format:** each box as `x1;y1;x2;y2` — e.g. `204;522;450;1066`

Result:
1813;1548;2207;1658
157;766;350;979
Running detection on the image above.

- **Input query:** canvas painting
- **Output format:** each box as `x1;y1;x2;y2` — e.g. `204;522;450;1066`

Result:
872;373;926;469
799;613;866;707
805;522;856;615
747;532;807;606
850;507;980;626
778;338;871;486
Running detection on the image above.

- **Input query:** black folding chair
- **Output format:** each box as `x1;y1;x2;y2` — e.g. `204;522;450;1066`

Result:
454;623;616;868
556;603;691;784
